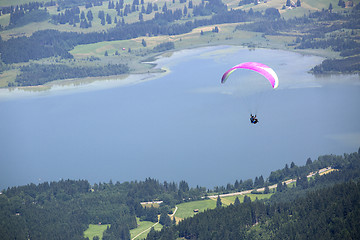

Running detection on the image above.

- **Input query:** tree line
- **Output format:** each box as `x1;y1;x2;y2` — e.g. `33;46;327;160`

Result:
210;150;351;195
0;177;204;240
13;63;129;86
1;148;359;239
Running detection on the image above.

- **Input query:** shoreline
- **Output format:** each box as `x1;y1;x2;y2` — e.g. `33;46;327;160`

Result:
0;41;340;100
0;18;342;95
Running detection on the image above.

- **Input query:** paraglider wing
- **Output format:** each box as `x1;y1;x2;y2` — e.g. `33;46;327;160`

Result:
221;62;279;88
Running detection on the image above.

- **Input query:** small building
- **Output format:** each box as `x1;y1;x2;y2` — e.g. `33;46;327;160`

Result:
193;209;199;213
345;1;353;8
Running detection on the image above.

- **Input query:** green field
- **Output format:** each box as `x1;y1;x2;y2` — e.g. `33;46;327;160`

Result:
84;224;110;240
174;193;274;220
175;199;217;219
223;193;274;204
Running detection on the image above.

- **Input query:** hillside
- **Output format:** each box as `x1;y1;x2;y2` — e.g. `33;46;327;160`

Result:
146;149;360;240
0;0;359;88
1;148;360;239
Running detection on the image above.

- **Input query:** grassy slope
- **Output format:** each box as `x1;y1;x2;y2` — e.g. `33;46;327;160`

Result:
130;218;163;240
84;224;110;240
175;199;216;220
174;192;274;220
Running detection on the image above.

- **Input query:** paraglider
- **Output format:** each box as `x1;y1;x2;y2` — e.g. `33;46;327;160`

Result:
221;62;279;124
221;62;279;88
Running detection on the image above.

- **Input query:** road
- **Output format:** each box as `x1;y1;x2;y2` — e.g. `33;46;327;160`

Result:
206;167;332;199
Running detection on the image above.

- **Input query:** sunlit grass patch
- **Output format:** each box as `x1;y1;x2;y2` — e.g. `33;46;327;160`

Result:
0;69;19;88
84;224;110;240
223;193;274;204
0;13;10;27
175;199;216;219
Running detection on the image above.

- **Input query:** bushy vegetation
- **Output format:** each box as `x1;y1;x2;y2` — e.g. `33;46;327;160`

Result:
152;41;175;52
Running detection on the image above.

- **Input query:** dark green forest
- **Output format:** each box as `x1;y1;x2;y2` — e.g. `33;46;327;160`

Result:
13;63;129;86
146;149;360;240
1;148;360;239
0;177;206;240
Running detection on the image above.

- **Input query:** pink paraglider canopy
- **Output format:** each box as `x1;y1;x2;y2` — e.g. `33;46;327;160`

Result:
221;62;279;88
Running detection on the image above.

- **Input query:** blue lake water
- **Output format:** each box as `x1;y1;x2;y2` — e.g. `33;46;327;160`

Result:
1;46;360;190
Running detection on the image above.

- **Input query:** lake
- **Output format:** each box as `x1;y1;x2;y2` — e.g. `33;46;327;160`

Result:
1;46;360;190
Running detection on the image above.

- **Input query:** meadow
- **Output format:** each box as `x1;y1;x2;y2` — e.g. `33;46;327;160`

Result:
174;192;274;220
83;224;110;240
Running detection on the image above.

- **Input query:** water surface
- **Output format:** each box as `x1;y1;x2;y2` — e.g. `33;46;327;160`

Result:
1;46;359;190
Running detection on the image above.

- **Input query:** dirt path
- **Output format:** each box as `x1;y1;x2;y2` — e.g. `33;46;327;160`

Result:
131;206;178;240
171;206;178;217
131;222;159;240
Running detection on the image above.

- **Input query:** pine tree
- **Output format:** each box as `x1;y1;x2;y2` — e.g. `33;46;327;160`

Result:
106;13;112;24
243;195;251;203
234;197;240;206
159;212;172;226
216;195;222;208
87;10;93;21
264;185;270;194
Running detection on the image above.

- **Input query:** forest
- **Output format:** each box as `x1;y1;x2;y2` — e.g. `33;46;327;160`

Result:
1;148;360;240
236;7;360;73
13;63;129;86
147;149;360;240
